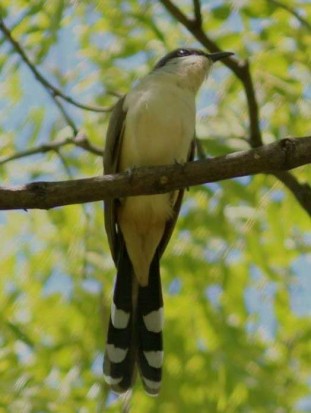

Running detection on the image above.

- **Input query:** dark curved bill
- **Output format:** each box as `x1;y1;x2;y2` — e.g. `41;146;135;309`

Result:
207;51;234;62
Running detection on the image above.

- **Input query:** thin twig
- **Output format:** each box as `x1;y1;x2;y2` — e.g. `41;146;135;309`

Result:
72;132;103;156
0;18;115;114
269;0;311;31
52;95;79;135
0;17;79;133
0;9;29;47
55;149;74;178
0;140;71;165
0;134;103;166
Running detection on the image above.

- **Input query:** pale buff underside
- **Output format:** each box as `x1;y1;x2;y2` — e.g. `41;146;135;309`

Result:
118;56;210;286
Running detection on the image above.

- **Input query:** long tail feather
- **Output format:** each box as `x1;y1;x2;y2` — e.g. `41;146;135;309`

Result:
104;249;164;396
103;244;136;394
137;253;163;395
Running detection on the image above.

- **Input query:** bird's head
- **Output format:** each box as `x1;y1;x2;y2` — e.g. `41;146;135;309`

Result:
153;48;234;93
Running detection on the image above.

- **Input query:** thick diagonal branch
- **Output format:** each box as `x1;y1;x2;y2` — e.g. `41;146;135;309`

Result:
273;170;311;215
159;0;262;146
158;0;310;216
0;137;310;213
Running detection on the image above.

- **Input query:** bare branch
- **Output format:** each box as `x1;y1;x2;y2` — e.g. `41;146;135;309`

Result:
0;9;29;47
55;149;74;178
72;133;103;156
52;96;79;135
0;137;310;214
158;0;311;216
158;0;262;147
239;62;262;147
192;0;202;27
273;170;311;215
0;140;70;165
195;137;206;160
0;18;115;115
159;0;190;28
269;0;311;31
0;133;103;166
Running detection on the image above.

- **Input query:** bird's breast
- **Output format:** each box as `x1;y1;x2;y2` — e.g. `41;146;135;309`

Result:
119;80;195;170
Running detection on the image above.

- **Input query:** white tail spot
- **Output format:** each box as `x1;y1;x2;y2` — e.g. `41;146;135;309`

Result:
111;302;130;329
142;377;161;395
106;344;128;363
144;350;164;368
143;307;164;333
103;373;123;386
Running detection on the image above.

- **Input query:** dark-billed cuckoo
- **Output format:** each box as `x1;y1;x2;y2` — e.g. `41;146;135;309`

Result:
103;48;233;395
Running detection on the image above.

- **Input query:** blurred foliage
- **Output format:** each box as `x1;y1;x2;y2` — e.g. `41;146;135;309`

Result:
0;1;310;412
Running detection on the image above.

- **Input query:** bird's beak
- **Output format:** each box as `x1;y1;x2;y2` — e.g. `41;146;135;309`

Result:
206;51;234;62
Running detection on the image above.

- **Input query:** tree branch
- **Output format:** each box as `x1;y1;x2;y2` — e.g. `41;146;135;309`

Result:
159;0;190;28
0;18;115;115
72;133;103;156
0;137;310;213
192;0;202;27
0;133;103;166
159;0;262;147
52;95;79;135
158;0;310;217
273;170;311;214
269;0;311;31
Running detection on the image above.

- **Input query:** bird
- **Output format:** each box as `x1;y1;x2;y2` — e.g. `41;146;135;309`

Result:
103;48;234;396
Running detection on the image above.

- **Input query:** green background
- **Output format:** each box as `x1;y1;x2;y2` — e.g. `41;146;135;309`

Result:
0;1;310;412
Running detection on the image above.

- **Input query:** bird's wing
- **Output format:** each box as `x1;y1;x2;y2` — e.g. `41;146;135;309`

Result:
104;96;127;264
105;101;195;262
157;138;196;257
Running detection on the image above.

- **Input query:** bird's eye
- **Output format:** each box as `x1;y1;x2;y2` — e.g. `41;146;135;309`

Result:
177;49;191;57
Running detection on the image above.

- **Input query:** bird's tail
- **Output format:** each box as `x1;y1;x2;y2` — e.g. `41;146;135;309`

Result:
137;253;163;395
103;243;136;393
103;246;163;396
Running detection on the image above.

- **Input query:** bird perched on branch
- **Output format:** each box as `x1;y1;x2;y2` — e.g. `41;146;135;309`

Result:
103;48;233;395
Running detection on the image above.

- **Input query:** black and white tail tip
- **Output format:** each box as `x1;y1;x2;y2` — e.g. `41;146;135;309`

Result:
103;251;164;396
